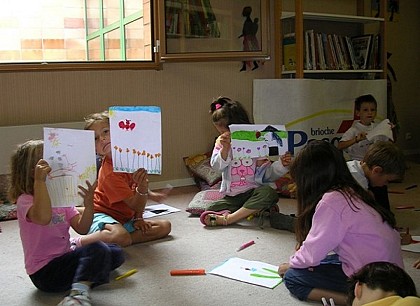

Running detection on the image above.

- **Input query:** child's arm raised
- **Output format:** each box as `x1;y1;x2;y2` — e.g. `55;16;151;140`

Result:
27;159;52;225
71;180;97;234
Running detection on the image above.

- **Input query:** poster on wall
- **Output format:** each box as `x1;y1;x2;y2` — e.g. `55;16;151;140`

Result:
253;79;387;155
109;106;162;174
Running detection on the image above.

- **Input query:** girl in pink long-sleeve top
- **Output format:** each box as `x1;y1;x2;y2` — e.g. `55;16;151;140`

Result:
278;140;402;306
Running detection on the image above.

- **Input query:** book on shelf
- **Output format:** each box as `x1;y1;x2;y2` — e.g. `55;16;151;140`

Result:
321;33;333;70
304;30;312;70
338;35;352;70
333;34;346;69
345;36;358;69
309;30;317;70
283;33;296;71
316;32;327;70
368;34;380;69
327;34;339;70
351;35;373;70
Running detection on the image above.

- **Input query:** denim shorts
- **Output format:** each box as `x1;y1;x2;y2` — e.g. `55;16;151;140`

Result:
283;254;348;301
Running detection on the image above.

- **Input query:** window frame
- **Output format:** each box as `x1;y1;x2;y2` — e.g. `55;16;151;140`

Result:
159;0;270;62
0;0;162;72
0;0;270;72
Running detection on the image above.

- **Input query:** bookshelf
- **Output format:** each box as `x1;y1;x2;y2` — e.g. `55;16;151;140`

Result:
274;0;387;79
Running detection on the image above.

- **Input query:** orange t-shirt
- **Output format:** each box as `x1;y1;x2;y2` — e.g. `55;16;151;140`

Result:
93;156;136;224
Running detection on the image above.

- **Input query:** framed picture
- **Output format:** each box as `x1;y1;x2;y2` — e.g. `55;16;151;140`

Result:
351;35;373;70
160;0;269;61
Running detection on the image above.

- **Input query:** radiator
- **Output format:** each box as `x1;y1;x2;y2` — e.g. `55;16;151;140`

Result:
0;122;84;174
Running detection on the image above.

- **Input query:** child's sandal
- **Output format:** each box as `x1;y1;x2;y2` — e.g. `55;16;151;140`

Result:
200;210;231;227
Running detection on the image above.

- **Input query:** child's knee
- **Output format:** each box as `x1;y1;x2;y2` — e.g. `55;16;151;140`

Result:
258;185;279;202
111;230;132;247
160;220;171;236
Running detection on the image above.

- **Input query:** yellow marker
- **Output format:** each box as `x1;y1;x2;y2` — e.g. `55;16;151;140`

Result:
115;269;138;281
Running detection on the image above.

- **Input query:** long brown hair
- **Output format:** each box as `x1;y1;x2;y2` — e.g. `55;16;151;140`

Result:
290;140;396;246
8;140;43;203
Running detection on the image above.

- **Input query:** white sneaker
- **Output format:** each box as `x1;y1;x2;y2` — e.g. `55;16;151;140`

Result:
57;292;91;306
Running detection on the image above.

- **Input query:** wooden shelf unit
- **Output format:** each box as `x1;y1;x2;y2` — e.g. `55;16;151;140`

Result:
274;0;387;79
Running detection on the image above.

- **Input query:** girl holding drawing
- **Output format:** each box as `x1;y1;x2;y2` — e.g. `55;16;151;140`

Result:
9;140;124;306
200;97;292;227
277;140;403;305
77;111;171;247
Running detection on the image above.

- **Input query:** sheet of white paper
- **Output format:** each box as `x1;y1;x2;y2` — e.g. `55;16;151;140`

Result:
209;257;283;289
109;106;162;174
230;124;288;159
401;236;420;253
366;119;393;141
143;204;180;219
43;128;96;207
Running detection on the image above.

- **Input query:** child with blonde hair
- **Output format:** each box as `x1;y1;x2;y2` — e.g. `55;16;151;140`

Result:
9;140;124;306
75;110;171;248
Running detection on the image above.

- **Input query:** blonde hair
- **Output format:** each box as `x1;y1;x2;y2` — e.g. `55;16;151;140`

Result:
84;110;109;130
8;139;43;202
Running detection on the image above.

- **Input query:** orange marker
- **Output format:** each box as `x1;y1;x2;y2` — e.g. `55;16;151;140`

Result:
170;269;206;276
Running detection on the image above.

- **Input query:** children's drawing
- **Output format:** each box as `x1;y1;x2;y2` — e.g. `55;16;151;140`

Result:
109;106;162;174
209;257;283;289
43;128;97;207
230;124;288;159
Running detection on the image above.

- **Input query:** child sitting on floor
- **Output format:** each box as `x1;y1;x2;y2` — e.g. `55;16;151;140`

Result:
278;140;403;305
200;96;291;227
338;94;392;161
9;140;124;306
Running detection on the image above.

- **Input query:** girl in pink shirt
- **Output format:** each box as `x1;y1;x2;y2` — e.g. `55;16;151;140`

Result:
278;140;402;305
9;140;124;306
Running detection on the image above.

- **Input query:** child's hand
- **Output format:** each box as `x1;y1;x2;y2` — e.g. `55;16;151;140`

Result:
149;185;173;203
400;228;412;245
357;132;367;142
256;158;269;167
280;152;292;167
134;218;152;233
133;168;148;192
278;262;289;277
34;159;51;181
78;180;97;209
218;132;231;149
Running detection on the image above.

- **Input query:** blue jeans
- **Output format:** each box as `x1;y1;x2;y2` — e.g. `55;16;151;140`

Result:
283;254;348;301
29;242;124;292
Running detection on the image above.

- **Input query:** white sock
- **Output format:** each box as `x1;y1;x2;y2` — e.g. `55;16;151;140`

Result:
71;282;90;296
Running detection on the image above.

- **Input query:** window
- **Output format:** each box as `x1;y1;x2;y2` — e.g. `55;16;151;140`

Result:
0;0;159;71
161;0;270;61
0;0;269;71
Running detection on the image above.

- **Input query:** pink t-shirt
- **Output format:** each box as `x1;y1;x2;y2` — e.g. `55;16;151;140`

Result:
289;190;403;277
17;194;79;275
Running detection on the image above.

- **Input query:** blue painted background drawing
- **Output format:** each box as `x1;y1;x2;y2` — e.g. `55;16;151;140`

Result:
109;106;162;174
